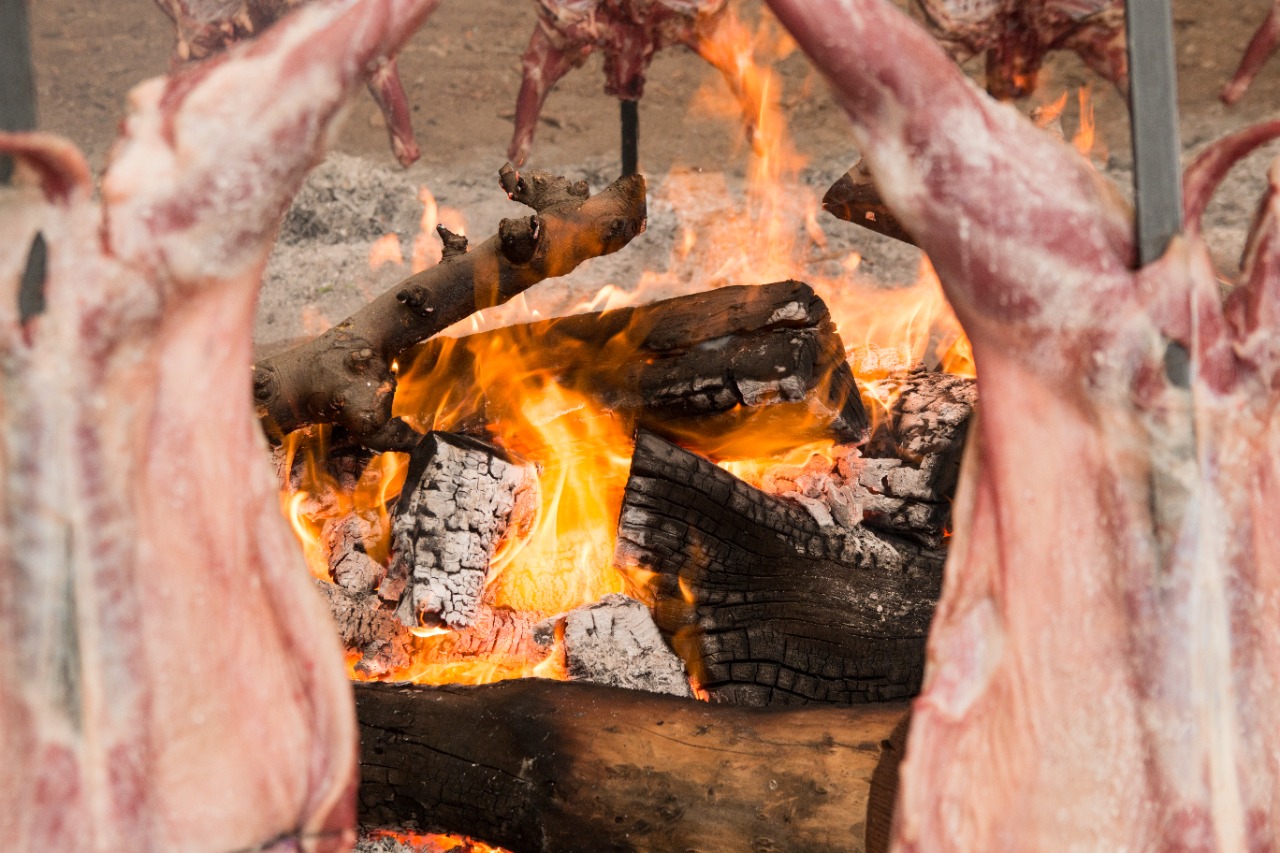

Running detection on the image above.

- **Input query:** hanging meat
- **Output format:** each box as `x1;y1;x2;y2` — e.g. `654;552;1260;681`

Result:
0;0;437;849
768;0;1280;848
509;0;760;165
912;0;1127;99
1222;0;1280;104
154;0;429;166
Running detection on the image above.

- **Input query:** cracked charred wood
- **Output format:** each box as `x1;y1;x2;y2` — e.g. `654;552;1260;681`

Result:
401;280;868;450
616;427;958;706
384;432;537;630
252;166;647;442
823;160;916;246
537;593;693;696
355;680;908;853
315;579;414;677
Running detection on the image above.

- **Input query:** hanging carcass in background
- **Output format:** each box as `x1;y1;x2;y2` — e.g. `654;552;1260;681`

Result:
508;0;766;165
913;0;1126;99
153;0;432;166
0;0;437;849
1222;0;1280;103
769;0;1280;848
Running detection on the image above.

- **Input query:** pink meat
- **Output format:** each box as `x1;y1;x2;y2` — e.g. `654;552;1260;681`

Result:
768;0;1280;848
914;0;1127;98
0;0;436;849
1222;0;1280;104
154;0;425;166
508;0;756;165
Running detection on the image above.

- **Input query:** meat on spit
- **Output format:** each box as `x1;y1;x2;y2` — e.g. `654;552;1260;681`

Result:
509;0;761;165
0;0;436;849
154;0;428;166
913;0;1127;99
1222;0;1280;104
769;0;1280;848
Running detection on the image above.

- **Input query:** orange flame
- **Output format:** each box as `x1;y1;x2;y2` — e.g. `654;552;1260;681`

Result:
364;829;509;853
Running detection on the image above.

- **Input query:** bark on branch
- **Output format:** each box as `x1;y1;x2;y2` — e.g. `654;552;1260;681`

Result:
356;679;908;853
252;166;647;440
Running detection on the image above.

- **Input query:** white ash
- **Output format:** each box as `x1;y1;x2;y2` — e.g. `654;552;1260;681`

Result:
539;594;693;697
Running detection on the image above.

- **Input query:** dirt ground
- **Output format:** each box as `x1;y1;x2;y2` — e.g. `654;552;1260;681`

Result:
27;0;1280;346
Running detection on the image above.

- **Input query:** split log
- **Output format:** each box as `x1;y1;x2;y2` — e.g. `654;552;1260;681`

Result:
400;279;868;451
539;593;693;697
616;418;963;705
356;679;909;853
384;432;537;630
823;161;915;246
252;166;648;441
315;579;414;677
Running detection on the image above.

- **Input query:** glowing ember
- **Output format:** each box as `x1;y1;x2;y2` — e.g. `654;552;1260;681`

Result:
364;828;509;853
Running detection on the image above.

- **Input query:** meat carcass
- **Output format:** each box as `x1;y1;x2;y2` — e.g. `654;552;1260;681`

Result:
913;0;1127;99
768;0;1280;847
154;0;426;166
509;0;760;165
1222;0;1280;104
0;0;436;849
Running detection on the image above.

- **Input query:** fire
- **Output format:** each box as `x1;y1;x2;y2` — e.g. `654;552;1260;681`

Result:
364;829;508;853
279;4;986;692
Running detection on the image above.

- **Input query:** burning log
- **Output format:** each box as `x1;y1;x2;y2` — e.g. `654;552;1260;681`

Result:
401;279;868;451
543;593;693;697
823;161;915;246
315;579;414;677
617;425;956;706
385;431;537;630
356;680;908;853
252;165;648;442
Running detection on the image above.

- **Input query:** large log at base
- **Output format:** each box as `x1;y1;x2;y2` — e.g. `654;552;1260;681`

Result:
356;680;908;853
617;426;955;706
397;280;868;451
252;166;647;442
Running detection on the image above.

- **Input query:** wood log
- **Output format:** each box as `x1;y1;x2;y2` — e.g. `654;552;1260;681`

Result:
615;426;954;706
384;432;536;630
252;166;648;441
399;280;868;452
314;578;414;678
823;160;916;246
355;679;909;853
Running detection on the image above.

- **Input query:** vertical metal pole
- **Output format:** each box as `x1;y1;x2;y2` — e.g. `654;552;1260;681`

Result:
1124;0;1184;266
1;0;37;183
620;98;639;177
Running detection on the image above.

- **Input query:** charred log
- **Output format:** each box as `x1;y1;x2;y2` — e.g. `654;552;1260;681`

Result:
823;161;916;246
538;593;693;697
401;280;868;450
385;432;537;630
356;679;908;853
252;166;647;441
314;579;413;677
616;426;956;706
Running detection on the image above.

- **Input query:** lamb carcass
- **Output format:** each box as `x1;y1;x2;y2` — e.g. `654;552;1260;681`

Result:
769;0;1280;847
154;0;426;166
0;0;436;849
913;0;1127;99
509;0;760;165
1222;0;1280;104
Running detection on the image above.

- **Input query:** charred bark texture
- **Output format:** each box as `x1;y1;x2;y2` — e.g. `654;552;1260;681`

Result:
385;432;536;630
823;161;916;246
314;579;413;677
356;680;908;853
546;593;692;696
252;166;647;441
616;386;967;701
403;280;868;448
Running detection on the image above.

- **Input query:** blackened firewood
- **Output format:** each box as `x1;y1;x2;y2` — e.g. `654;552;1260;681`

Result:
252;167;647;441
823;160;916;245
314;579;413;677
542;593;692;697
400;280;868;450
616;430;945;706
355;679;908;853
385;432;536;630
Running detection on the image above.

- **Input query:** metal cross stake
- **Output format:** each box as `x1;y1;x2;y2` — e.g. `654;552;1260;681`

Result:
621;99;639;177
1124;0;1189;384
